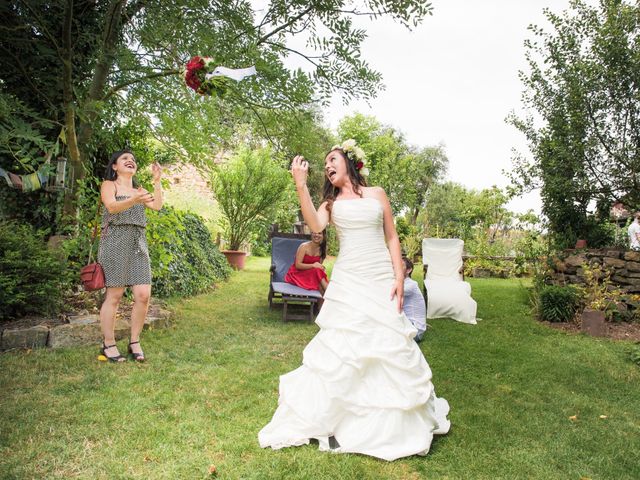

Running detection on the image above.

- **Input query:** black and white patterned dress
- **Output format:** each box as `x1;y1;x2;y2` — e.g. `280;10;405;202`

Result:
98;195;152;287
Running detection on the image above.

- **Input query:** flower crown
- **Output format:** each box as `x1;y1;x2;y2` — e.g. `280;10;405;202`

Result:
332;139;369;176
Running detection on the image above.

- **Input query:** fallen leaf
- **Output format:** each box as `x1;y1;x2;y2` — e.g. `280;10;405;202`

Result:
599;415;608;419
143;455;153;463
569;415;578;421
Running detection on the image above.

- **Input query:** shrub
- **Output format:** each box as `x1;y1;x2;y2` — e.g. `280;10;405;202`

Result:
396;219;422;261
0;221;67;319
464;257;513;278
513;231;547;276
538;285;581;323
326;226;339;257
212;147;294;251
146;207;231;297
250;205;298;257
579;263;623;320
59;189;103;290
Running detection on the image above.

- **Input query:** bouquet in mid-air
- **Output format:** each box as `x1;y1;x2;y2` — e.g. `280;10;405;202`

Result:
184;56;257;96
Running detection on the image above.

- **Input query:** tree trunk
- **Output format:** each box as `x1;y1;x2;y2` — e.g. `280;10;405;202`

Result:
63;105;84;220
410;190;425;225
411;207;420;225
77;0;127;149
64;0;127;221
61;0;83;223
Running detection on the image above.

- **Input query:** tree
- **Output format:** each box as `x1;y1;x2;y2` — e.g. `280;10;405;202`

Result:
217;107;336;204
404;144;448;224
508;0;640;247
421;182;514;242
420;182;474;239
0;0;433;225
337;113;447;216
212;147;293;251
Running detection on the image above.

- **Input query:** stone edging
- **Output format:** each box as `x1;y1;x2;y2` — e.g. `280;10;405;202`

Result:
1;305;172;351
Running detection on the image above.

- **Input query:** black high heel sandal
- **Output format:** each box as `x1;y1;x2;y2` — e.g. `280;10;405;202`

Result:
128;340;145;362
101;342;126;363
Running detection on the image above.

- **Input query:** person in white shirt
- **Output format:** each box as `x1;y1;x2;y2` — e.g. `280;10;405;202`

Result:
628;212;640;251
402;258;427;342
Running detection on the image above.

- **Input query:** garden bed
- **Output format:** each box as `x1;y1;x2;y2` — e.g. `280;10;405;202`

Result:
543;320;640;342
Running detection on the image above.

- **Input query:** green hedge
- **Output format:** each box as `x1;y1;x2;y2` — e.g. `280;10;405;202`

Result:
0;222;67;319
0;207;230;320
146;207;231;297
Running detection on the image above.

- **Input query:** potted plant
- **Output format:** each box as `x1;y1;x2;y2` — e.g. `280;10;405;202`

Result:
578;263;622;336
211;146;293;270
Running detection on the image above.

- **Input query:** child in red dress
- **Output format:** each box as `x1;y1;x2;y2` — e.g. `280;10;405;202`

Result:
285;231;329;294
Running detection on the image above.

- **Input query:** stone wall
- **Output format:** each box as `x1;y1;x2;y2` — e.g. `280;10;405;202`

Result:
164;163;212;197
550;248;640;293
0;303;172;352
164;155;227;197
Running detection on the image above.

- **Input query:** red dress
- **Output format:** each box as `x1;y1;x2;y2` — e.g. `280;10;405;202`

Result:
285;254;328;290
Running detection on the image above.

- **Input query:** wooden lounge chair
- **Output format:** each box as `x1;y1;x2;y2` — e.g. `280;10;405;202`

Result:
268;234;323;322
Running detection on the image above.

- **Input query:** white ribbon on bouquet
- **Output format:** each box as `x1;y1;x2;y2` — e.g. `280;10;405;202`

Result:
205;66;257;82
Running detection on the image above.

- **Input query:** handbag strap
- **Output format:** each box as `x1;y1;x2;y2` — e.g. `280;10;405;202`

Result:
87;191;104;265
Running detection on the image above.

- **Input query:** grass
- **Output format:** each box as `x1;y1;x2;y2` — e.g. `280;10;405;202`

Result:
1;257;639;479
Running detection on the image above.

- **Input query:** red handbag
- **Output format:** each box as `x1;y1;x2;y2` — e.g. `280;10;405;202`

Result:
80;262;105;291
80;197;107;291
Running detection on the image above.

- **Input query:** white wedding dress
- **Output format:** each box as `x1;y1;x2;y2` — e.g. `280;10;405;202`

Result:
258;197;450;461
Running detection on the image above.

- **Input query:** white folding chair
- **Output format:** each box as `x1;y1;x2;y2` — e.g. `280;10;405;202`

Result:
422;238;477;324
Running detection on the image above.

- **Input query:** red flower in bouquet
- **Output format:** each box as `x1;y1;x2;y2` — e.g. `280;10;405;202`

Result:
185;69;202;91
186;56;204;71
184;56;209;92
183;55;229;96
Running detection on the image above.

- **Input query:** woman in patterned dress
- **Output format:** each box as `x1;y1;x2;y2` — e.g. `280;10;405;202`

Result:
98;150;163;362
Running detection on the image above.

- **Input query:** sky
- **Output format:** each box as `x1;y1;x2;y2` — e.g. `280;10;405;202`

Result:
313;0;585;214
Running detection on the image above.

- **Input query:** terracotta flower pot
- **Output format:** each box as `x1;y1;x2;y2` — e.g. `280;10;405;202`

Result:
581;308;606;337
575;239;588;249
221;250;247;270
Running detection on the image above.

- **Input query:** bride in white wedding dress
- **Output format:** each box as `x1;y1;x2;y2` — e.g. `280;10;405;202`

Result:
258;142;450;461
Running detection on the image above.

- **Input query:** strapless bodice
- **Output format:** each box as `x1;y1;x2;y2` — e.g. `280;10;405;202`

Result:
331;197;394;283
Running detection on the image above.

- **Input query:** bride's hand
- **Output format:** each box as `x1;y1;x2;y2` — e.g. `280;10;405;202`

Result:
291;155;309;188
390;280;404;313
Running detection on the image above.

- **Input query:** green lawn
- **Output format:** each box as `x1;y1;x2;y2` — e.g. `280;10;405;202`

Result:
1;257;639;479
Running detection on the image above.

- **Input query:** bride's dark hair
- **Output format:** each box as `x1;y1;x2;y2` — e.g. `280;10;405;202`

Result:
322;148;367;218
316;230;328;261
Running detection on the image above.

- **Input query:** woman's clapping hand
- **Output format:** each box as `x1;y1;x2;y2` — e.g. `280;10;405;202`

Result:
134;187;154;204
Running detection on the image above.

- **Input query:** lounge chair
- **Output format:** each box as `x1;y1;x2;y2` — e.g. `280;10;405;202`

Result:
269;234;323;322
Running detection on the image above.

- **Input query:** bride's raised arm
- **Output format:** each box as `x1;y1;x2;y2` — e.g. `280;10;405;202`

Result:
291;155;330;232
